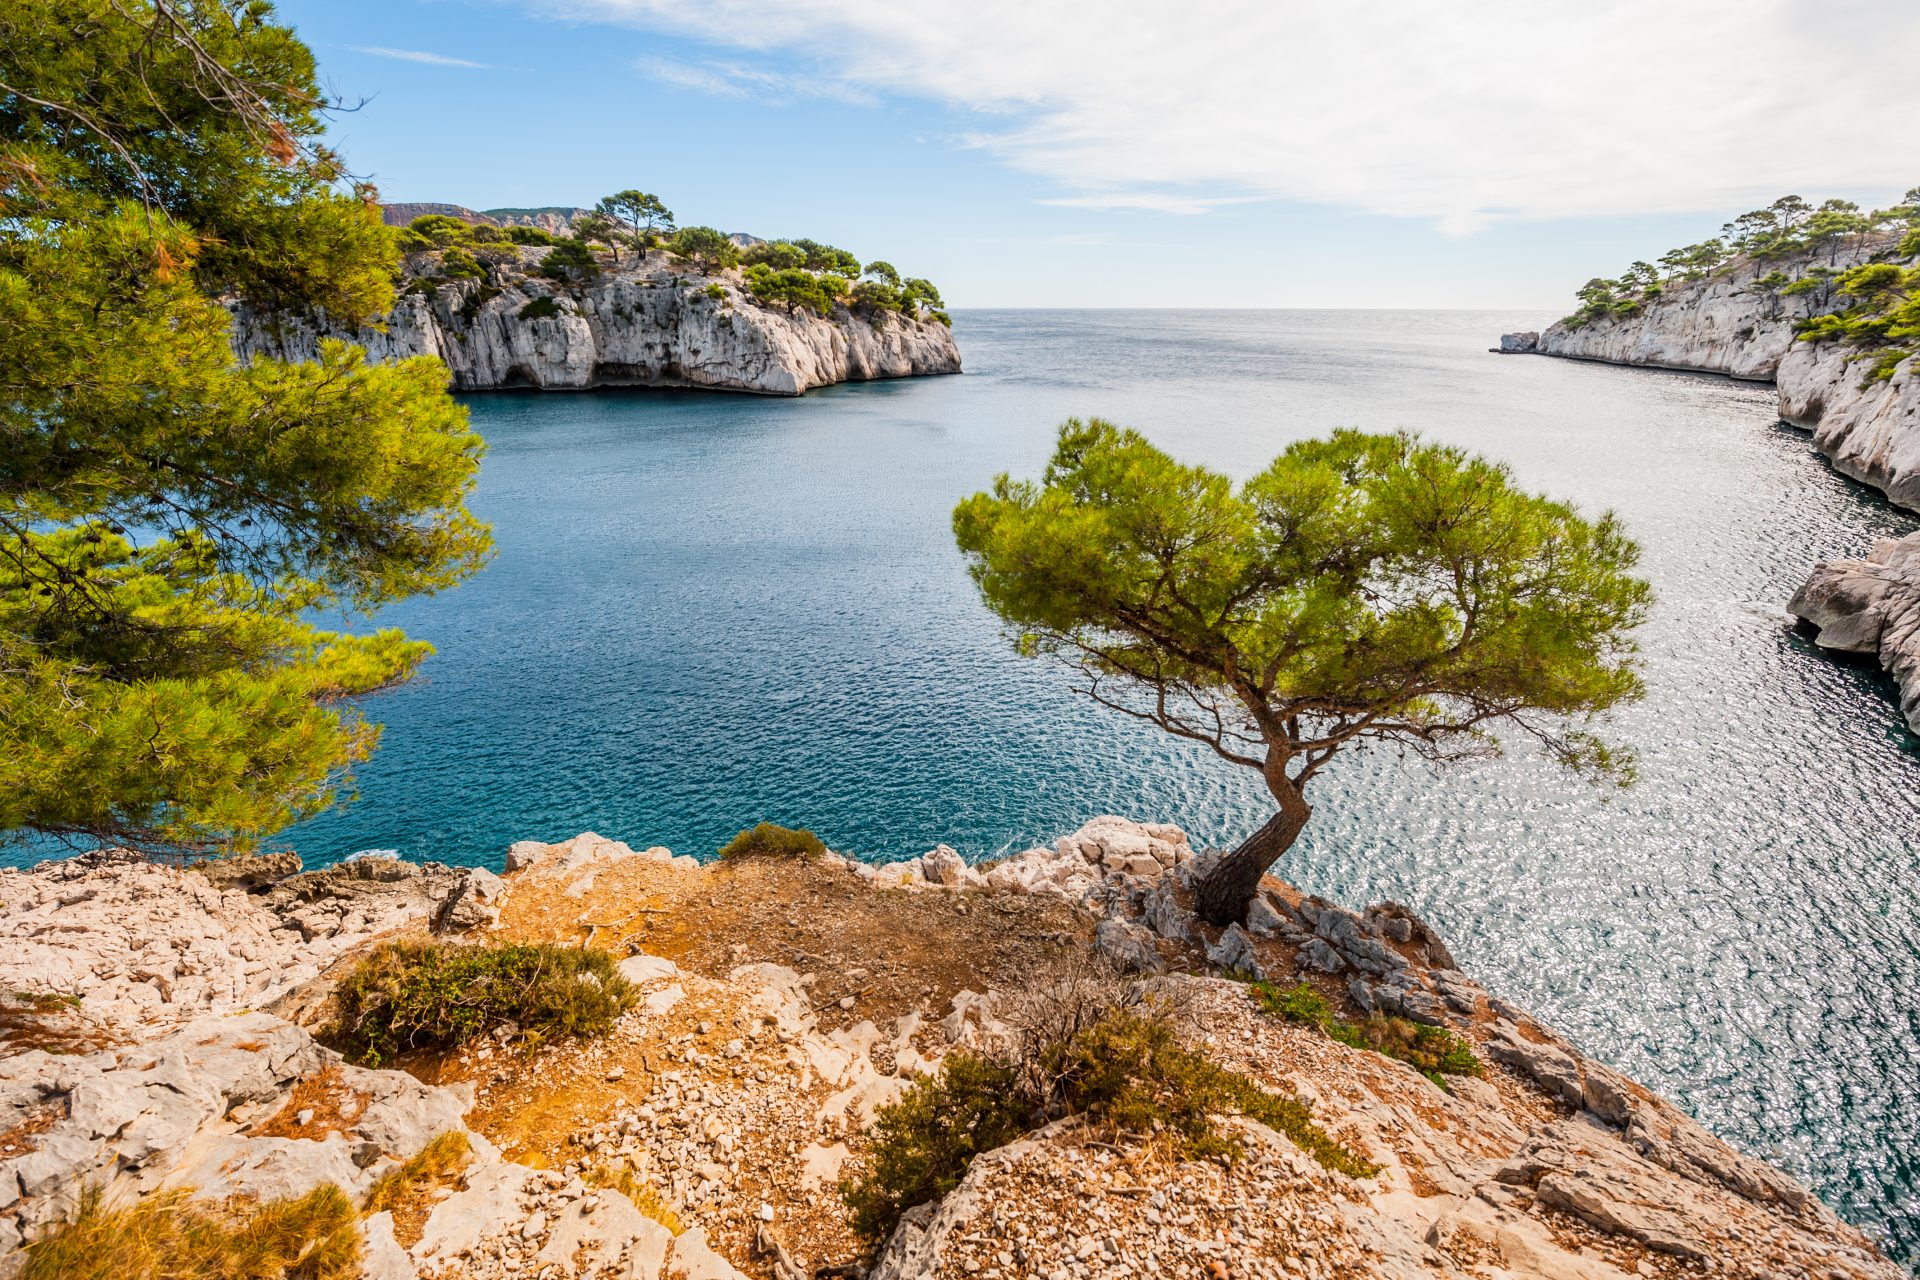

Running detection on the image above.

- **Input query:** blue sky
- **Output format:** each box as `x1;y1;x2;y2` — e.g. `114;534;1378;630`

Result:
280;0;1920;308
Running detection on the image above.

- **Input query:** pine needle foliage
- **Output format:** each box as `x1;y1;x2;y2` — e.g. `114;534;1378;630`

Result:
0;1;492;856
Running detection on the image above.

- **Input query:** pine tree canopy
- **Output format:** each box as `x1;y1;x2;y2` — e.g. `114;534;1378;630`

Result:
0;0;492;855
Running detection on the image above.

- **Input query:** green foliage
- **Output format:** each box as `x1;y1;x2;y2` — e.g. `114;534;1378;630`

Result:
704;283;726;301
1795;259;1920;380
518;295;562;320
1250;981;1482;1087
0;0;490;854
502;225;556;246
788;238;862;277
671;225;739;271
741;240;808;271
21;1183;360;1280
538;237;600;281
953;421;1650;917
743;264;841;315
840;1009;1373;1250
840;1052;1028;1247
596;189;674;254
863;260;901;287
716;822;828;860
436;247;485;280
331;941;636;1066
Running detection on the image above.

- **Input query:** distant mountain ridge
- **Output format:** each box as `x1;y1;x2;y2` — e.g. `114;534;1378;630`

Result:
379;202;588;234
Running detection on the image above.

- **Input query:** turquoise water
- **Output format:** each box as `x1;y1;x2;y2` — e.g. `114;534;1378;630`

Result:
42;311;1920;1255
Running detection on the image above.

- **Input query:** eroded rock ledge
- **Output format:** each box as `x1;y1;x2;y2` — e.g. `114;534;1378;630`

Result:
0;821;1902;1279
228;247;962;396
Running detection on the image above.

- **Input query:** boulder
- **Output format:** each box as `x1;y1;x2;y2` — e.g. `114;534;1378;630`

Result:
1093;918;1163;975
1496;330;1539;353
920;845;967;887
1205;924;1264;978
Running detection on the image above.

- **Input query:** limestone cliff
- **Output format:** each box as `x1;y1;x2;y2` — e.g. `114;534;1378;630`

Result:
1506;235;1920;724
1520;234;1918;503
230;246;962;396
1;822;1903;1279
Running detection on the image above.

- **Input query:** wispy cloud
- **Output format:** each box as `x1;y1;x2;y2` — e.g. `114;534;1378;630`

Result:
633;55;875;106
525;0;1920;229
345;45;496;69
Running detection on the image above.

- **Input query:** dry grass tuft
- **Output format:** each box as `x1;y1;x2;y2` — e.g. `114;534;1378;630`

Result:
21;1183;360;1280
363;1131;471;1247
583;1161;685;1235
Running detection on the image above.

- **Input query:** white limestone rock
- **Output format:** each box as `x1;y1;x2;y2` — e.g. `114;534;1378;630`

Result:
1788;532;1920;730
229;248;960;398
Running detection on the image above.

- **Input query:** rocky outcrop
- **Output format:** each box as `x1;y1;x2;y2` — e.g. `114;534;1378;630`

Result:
230;247;962;396
1531;239;1920;510
1;821;1903;1279
1787;532;1920;729
1512;236;1920;721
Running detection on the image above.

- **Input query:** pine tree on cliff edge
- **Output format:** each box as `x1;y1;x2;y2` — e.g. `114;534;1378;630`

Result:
0;0;492;855
953;421;1651;925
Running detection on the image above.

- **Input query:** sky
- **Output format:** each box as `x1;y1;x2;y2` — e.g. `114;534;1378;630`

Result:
278;0;1920;308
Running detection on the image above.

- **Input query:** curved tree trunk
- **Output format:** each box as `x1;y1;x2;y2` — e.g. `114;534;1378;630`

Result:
1193;789;1311;926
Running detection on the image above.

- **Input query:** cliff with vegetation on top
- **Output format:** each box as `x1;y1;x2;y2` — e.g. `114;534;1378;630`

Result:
1500;195;1920;728
232;210;961;397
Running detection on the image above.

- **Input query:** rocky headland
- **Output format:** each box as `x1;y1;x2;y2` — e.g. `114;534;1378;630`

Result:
1496;232;1920;729
1;820;1902;1279
230;245;962;397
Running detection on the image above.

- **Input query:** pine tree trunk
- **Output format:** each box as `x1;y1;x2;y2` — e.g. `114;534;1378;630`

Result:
1193;789;1311;926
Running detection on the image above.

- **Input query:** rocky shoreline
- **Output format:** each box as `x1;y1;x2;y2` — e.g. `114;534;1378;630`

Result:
1495;235;1920;730
229;247;962;397
1;821;1902;1279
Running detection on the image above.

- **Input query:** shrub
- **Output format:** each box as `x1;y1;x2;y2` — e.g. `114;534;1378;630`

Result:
1250;980;1482;1087
331;941;635;1066
840;1052;1028;1247
437;247;485;281
503;225;556;246
716;822;828;861
539;238;600;281
840;1006;1372;1249
22;1183;360;1280
703;283;725;301
519;296;562;320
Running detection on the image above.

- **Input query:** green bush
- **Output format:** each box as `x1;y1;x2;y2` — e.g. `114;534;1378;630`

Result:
704;283;726;301
331;941;635;1066
519;296;562;320
1250;980;1482;1087
437;247;485;281
539;237;600;281
504;225;556;246
716;822;828;860
840;1052;1027;1247
840;1009;1372;1250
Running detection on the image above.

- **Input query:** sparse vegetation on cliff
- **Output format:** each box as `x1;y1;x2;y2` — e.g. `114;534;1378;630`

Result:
21;1183;362;1280
840;1005;1374;1249
1561;190;1920;382
331;941;635;1066
1251;980;1482;1087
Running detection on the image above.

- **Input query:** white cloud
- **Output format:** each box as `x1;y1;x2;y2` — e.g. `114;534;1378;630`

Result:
346;45;496;69
634;55;876;106
525;0;1920;228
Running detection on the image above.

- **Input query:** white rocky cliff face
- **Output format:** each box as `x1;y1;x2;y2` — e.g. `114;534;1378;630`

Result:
229;246;962;397
1519;234;1919;506
1504;235;1920;726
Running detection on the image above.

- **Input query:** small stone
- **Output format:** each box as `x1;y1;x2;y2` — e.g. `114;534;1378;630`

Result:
758;1202;775;1221
838;996;856;1010
606;1066;625;1082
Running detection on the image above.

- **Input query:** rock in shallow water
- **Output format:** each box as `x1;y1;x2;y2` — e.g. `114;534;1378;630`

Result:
1788;532;1920;730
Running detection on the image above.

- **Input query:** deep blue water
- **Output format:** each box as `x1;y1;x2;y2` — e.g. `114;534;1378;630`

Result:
40;310;1920;1256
